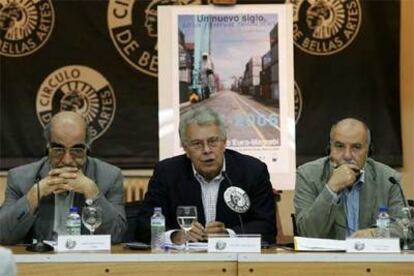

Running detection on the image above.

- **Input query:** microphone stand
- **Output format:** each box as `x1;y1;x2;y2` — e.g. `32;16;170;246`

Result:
389;177;410;211
26;164;53;252
388;177;413;250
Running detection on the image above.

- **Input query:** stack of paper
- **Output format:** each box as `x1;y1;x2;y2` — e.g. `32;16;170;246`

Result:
294;237;346;251
164;242;208;252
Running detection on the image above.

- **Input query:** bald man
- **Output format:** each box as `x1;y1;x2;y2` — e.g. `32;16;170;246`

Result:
294;118;405;239
0;112;126;245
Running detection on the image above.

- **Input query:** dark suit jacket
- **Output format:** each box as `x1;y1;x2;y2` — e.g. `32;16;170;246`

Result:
136;149;276;244
0;157;126;245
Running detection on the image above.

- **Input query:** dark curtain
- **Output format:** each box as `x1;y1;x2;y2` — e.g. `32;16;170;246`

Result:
0;0;401;170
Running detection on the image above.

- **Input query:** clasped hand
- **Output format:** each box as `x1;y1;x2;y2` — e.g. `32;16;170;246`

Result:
38;167;98;198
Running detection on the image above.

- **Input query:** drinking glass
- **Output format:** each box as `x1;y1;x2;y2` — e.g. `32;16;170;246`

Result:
82;206;102;235
396;207;414;251
176;206;197;251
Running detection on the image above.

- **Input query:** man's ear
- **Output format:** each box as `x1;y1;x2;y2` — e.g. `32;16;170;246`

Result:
182;144;190;158
45;145;50;156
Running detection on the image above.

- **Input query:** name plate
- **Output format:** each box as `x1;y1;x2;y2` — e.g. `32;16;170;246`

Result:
57;235;111;252
346;238;400;253
208;236;261;253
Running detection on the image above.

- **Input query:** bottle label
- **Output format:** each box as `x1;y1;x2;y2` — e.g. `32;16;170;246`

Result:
67;216;81;235
376;218;390;228
151;218;165;227
151;216;166;251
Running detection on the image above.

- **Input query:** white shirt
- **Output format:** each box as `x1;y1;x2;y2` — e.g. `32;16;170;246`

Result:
194;164;224;225
165;160;235;244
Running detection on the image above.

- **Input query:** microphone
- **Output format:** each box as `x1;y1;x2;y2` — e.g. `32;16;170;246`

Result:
389;176;409;209
222;171;250;234
26;159;54;252
389;176;414;246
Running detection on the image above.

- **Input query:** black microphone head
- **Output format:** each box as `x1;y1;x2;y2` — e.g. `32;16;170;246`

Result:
388;176;408;208
388;176;398;185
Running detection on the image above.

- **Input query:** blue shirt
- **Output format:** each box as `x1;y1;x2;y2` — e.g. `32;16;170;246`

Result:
342;172;365;236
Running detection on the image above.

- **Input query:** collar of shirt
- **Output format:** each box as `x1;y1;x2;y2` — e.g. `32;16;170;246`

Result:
191;159;226;182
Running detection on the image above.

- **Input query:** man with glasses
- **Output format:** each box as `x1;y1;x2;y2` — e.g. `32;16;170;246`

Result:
294;118;405;239
0;111;126;244
136;106;276;245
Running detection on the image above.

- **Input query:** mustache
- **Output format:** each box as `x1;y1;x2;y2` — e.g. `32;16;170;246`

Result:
330;159;363;175
329;158;358;168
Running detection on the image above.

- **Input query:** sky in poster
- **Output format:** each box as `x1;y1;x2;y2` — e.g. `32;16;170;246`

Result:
179;14;278;88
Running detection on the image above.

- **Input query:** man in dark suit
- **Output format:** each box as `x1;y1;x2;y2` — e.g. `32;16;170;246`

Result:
0;111;126;244
137;107;276;244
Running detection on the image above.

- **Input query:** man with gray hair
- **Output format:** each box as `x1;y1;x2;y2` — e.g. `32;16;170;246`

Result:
294;118;405;239
137;106;276;244
0;111;126;245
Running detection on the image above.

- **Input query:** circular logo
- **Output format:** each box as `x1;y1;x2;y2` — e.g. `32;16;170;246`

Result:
294;81;303;124
354;241;365;251
0;0;54;57
223;186;251;214
107;0;201;77
36;65;116;141
65;239;77;249
215;240;227;250
288;0;362;55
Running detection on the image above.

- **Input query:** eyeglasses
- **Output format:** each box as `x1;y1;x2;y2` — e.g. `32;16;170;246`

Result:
187;136;223;150
49;143;87;160
331;141;366;154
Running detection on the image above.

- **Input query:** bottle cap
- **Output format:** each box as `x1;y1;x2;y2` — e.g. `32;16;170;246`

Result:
70;207;79;213
379;206;388;212
154;207;162;213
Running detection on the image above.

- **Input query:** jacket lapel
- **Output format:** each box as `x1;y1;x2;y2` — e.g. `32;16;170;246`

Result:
74;158;93;209
359;167;377;229
216;151;242;224
182;160;206;225
334;201;347;239
35;160;55;239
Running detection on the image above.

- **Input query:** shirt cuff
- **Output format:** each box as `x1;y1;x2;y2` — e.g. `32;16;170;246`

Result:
166;229;236;243
226;228;236;237
165;229;179;244
325;185;341;204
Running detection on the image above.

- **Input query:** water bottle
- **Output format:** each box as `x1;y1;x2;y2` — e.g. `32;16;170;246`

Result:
376;206;390;238
67;207;81;235
151;207;165;252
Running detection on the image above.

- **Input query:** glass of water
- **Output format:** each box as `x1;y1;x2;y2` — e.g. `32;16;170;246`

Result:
396;207;414;251
82;206;102;235
176;206;197;251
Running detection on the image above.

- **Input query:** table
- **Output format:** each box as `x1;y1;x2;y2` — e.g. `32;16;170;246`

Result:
9;245;414;276
11;245;237;276
238;249;414;276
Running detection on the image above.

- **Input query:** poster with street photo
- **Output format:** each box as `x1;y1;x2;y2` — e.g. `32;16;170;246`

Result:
158;4;295;190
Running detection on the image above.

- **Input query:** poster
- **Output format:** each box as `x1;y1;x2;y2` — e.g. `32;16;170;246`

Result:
158;4;295;190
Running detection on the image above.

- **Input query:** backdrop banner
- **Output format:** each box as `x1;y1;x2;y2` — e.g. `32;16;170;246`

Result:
0;0;402;172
